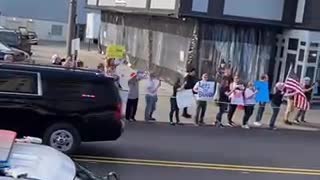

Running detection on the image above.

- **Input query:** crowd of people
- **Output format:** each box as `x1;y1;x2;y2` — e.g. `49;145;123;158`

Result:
124;67;314;130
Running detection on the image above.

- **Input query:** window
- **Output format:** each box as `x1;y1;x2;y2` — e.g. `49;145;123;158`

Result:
0;70;38;95
285;53;296;76
280;46;284;58
297;65;302;78
276;61;282;82
308;50;318;63
310;42;319;47
306;67;315;81
288;38;299;50
298;49;305;62
300;41;306;46
51;25;63;36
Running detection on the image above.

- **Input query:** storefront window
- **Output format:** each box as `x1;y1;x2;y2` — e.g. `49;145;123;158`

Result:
288;38;299;51
298;49;305;62
306;66;315;81
308;50;318;63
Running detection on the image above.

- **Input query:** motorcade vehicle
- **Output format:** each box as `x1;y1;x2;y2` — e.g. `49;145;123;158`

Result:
0;63;124;154
0;130;119;180
0;29;32;56
0;41;30;62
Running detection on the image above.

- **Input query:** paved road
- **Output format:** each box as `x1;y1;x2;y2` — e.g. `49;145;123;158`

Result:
74;122;320;180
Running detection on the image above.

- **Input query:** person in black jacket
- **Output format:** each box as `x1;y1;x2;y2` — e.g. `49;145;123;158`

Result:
182;68;198;118
215;78;230;128
269;82;285;130
169;78;183;125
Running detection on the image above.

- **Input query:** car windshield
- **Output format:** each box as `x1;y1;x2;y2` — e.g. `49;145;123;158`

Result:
0;32;19;46
0;42;10;51
74;163;102;180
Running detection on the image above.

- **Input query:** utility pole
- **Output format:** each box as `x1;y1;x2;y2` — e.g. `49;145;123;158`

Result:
66;0;77;57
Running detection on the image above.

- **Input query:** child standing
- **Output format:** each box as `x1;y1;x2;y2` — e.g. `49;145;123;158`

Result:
242;82;257;129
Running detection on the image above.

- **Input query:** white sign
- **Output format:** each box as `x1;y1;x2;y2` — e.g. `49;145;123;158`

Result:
177;90;196;109
71;38;80;55
197;81;217;101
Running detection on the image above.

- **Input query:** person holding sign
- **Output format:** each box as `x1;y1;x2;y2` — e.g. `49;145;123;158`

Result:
227;75;245;127
254;74;270;127
193;73;218;126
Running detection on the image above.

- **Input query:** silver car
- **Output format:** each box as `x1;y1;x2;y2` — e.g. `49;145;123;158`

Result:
0;130;119;180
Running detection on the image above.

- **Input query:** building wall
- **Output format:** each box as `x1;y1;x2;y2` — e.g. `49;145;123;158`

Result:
0;16;67;41
0;0;86;24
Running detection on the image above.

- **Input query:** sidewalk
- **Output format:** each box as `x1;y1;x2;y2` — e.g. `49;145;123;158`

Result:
32;41;320;132
117;64;320;132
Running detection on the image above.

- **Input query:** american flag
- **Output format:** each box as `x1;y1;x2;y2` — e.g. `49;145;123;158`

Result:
284;69;309;110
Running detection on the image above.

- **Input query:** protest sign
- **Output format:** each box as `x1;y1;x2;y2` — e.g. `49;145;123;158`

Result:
255;81;270;103
177;90;196;109
197;81;217;101
107;45;126;59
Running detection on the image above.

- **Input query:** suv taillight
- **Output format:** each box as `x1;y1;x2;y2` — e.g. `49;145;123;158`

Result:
115;103;122;120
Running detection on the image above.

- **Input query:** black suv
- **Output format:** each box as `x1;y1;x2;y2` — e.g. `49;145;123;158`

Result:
0;63;124;154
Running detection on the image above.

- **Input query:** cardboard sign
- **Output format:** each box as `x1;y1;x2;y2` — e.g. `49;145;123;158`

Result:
177;89;196;109
255;81;270;103
197;81;216;101
107;45;126;59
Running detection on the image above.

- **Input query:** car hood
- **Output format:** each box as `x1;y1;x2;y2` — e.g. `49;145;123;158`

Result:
7;143;76;180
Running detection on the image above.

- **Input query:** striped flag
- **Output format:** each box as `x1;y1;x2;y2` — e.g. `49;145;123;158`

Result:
284;69;309;110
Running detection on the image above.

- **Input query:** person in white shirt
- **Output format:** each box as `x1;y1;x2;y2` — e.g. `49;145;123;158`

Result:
242;81;258;129
144;73;161;121
227;75;245;127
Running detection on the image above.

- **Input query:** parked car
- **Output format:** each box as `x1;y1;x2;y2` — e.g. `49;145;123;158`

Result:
28;31;39;45
0;63;124;154
0;41;30;62
0;130;119;180
0;29;32;56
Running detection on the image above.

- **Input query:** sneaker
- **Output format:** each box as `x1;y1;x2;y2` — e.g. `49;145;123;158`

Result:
130;118;137;122
284;120;293;125
294;120;300;124
242;124;250;129
253;122;262;127
150;118;156;121
182;114;192;118
225;123;232;127
269;126;277;130
170;122;175;126
176;122;184;126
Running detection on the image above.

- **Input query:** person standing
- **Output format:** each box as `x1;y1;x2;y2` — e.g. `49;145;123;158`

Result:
269;82;285;130
242;82;257;129
254;74;270;127
193;73;209;126
227;75;245;127
125;72;142;122
294;77;314;123
144;73;161;121
169;78;183;125
215;78;230;128
182;68;198;118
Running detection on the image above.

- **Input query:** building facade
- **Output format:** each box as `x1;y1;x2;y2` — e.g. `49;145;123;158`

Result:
87;0;320;101
0;0;87;41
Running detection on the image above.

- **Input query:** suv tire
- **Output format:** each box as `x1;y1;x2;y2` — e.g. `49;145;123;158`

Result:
43;123;81;154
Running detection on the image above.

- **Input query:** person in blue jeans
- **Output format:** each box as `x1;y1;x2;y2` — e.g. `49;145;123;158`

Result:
269;82;285;130
144;73;161;121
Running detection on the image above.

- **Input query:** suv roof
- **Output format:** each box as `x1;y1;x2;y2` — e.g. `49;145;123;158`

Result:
0;63;106;79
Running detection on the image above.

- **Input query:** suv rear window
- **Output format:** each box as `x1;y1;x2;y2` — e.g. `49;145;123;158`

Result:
0;70;38;95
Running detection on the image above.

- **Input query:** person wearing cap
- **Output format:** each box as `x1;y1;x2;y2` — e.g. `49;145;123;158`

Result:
125;72;143;122
294;77;314;123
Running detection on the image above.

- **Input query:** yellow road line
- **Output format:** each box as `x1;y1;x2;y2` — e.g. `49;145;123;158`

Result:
73;155;320;173
74;158;320;176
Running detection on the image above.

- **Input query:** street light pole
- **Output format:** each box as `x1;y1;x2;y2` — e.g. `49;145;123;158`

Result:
66;0;77;57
